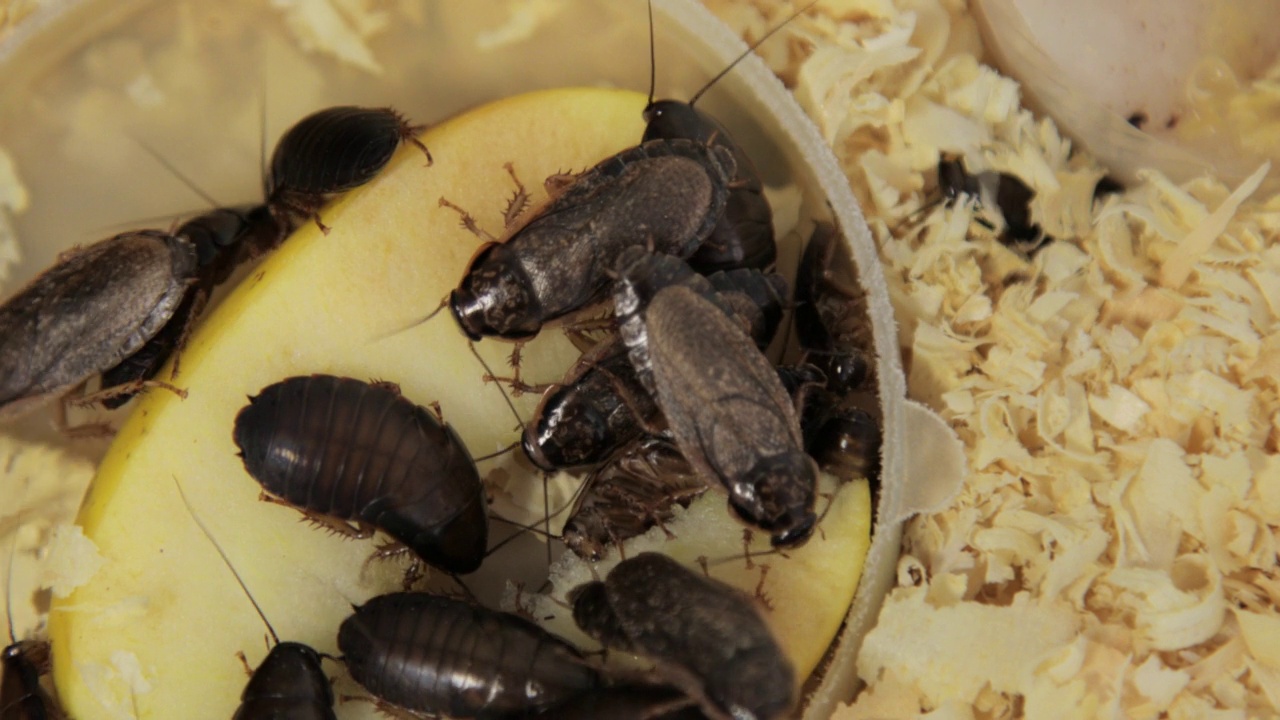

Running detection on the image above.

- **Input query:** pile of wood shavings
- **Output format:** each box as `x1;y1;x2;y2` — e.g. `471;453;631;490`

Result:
704;1;1280;717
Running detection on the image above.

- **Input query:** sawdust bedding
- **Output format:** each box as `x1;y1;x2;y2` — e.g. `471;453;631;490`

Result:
702;0;1280;717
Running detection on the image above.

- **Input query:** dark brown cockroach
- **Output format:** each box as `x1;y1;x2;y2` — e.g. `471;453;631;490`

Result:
266;106;429;233
614;248;817;547
171;474;336;720
448;138;735;340
1;641;50;720
561;436;709;561
935;154;1053;254
640;1;817;273
97;204;284;410
3;479;55;720
337;591;601;718
808;407;882;492
531;684;706;719
232;375;487;574
0;230;200;422
521;263;787;473
570;553;794;720
793;222;874;396
232;642;334;720
522;336;660;472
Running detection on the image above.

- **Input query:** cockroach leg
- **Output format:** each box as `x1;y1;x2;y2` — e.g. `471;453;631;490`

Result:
368;379;403;396
408;136;433;166
754;564;775;611
501;162;530;229
437;197;497;242
165;288;211;380
741;529;756;570
542;170;579;197
236;650;254;677
295;510;376;540
71;377;188;409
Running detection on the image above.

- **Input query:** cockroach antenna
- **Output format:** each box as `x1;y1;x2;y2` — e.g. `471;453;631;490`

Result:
132;137;224;211
465;340;557;569
686;0;821;107
171;475;279;646
3;478;26;648
646;0;657;109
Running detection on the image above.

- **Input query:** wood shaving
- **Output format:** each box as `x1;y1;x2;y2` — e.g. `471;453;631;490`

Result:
270;0;389;75
702;0;1280;716
0;145;25;292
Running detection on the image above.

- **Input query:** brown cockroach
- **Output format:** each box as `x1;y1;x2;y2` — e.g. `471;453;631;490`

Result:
614;248;817;547
522;261;788;473
0;230;200;422
232;375;487;575
337;591;601;718
0;641;50;720
793;222;877;397
96;204;284;410
570;553;794;720
808;407;882;494
639;1;817;273
266;106;429;233
934;154;1052;254
448;138;735;340
561;436;709;562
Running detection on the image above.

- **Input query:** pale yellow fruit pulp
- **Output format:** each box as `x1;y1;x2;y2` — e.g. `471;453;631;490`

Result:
49;87;871;719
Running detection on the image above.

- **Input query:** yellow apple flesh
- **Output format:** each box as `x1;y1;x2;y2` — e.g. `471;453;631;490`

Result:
49;87;872;719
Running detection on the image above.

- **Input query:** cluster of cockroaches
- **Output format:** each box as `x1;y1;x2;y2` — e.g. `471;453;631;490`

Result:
0;3;891;719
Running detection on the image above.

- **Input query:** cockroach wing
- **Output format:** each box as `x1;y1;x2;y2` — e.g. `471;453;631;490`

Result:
0;231;197;418
581;553;795;720
642;287;802;482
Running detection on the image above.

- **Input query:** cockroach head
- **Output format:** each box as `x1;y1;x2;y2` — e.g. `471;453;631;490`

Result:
450;257;542;341
728;453;818;548
641;100;706;143
522;397;612;472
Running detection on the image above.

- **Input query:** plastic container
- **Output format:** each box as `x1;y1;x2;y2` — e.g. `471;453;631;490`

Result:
0;1;963;716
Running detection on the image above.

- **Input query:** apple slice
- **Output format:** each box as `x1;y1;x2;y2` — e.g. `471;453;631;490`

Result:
49;87;872;720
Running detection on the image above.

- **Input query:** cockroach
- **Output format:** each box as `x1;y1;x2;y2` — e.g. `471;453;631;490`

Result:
448;138;735;340
232;375;487;575
521;264;787;473
0;642;50;720
640;1;818;273
2;479;55;720
793;222;874;396
935;154;1053;254
233;642;334;720
266;106;429;233
570;552;794;720
337;591;601;718
171;475;336;720
97;204;284;410
522;337;660;472
0;230;199;422
561;436;709;561
532;684;706;719
614;248;817;547
808;407;882;491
